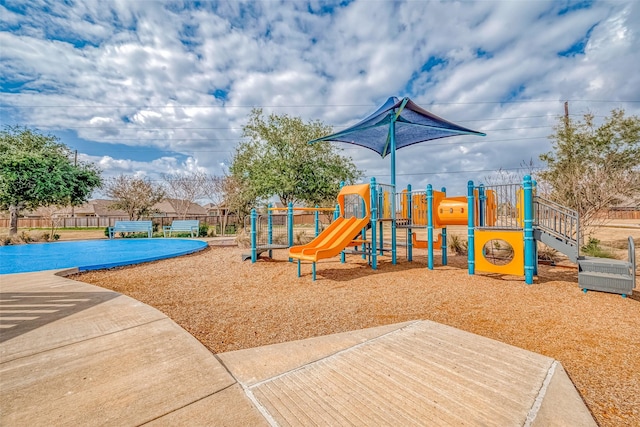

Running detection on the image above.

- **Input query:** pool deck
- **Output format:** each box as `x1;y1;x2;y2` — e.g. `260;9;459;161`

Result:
1;269;597;426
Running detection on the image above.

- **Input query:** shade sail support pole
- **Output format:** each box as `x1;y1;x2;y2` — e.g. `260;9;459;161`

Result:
390;118;397;265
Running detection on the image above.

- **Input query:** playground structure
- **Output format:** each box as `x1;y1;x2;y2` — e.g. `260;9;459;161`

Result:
242;205;336;262
289;184;371;280
247;175;635;296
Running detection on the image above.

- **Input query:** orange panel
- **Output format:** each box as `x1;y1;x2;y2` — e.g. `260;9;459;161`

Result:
484;189;497;226
411;232;442;249
337;184;370;217
474;230;524;276
435;196;467;227
412;193;427;225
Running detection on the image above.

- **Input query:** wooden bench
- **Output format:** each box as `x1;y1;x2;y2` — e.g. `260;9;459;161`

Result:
163;220;200;238
108;221;153;239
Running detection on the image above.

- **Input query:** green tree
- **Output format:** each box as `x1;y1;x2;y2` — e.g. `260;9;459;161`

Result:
0;126;102;236
538;109;640;235
230;109;362;207
104;175;165;220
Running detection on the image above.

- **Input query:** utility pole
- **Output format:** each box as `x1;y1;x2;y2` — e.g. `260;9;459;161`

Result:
564;101;569;131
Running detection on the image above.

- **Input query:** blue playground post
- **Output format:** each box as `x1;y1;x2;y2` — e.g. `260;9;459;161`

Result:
314;206;320;237
523;175;535;284
267;203;273;259
391;195;397;265
287;202;294;262
390;120;397;266
532;180;538;276
378;189;384;255
407;184;413;262
467;181;475;275
370;177;378;270
250;208;257;263
287;202;294;246
426;184;434;270
441;186;448;266
360;196;367;260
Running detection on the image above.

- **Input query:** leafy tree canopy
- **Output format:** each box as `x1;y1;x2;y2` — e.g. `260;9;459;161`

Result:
230;109;363;207
538;109;640;231
0;126;102;235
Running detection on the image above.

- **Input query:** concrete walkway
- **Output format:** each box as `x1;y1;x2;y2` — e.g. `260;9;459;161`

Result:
1;270;596;426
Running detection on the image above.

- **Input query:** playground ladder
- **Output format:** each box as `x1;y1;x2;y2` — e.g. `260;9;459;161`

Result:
533;196;580;263
577;237;636;296
533;196;636;296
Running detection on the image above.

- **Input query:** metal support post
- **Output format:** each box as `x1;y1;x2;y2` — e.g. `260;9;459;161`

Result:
250;209;257;263
441;186;448;266
523;175;535;284
467;181;475;275
427;184;434;270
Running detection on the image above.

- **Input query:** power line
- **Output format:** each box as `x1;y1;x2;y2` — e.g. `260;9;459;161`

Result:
375;166;542;178
135;165;543;182
2;99;639;109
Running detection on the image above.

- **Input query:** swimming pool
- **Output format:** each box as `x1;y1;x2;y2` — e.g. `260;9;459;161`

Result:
0;239;208;275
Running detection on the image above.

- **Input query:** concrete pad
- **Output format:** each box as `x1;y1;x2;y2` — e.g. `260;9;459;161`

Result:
223;320;595;426
1;318;235;426
1;275;166;362
532;363;598;426
219;321;416;386
148;384;269;426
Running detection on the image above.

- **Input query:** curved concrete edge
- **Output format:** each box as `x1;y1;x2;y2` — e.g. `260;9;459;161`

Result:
0;271;265;426
531;362;598;426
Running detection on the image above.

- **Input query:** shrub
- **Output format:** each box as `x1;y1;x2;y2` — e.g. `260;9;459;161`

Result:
581;238;617;259
198;224;209;237
449;234;467;255
537;244;559;264
235;227;250;248
41;232;61;242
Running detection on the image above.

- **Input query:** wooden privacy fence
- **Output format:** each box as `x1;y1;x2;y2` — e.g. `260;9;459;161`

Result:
0;215;241;231
601;210;640;220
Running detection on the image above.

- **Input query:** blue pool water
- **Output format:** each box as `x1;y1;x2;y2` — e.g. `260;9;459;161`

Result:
0;239;208;275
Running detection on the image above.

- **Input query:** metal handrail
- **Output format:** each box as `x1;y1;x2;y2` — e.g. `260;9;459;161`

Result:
533;196;580;248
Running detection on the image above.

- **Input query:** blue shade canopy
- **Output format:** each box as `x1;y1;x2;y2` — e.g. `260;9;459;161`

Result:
309;96;486;158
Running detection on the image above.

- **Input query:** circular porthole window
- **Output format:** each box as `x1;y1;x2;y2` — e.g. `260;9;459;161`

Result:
482;239;514;266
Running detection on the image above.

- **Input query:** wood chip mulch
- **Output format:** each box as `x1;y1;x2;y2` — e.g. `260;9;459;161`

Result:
74;246;639;427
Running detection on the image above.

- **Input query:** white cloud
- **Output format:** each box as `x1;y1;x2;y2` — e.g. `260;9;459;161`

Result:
1;0;638;195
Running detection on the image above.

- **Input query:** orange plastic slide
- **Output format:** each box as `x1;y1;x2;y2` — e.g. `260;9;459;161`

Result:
289;216;370;262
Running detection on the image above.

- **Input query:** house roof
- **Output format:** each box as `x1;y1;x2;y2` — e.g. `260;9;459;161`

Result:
154;199;208;216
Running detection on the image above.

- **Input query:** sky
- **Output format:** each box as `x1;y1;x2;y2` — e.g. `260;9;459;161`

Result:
1;0;639;200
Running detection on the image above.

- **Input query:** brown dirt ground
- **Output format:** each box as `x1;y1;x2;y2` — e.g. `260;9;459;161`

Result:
69;224;639;427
